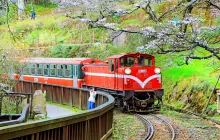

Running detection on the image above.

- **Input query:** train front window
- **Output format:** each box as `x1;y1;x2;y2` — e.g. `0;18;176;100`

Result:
137;56;152;66
120;57;134;67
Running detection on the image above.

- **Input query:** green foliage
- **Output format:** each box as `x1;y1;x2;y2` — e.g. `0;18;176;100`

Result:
120;19;142;27
154;1;171;14
25;4;57;11
2;97;22;114
112;15;120;23
126;34;148;49
0;4;18;25
214;17;220;25
208;104;217;110
25;4;57;16
47;45;82;58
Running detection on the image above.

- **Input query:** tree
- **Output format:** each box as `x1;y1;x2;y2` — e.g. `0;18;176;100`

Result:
18;0;25;20
0;46;44;114
0;50;23;115
63;0;220;64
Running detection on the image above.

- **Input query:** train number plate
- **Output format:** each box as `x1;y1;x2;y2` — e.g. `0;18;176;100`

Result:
138;70;146;73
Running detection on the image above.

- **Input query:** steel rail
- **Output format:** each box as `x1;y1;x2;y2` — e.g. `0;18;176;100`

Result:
135;114;154;140
150;114;175;140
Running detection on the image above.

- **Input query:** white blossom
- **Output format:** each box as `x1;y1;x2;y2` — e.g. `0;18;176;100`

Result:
104;23;118;28
97;18;107;25
79;18;92;23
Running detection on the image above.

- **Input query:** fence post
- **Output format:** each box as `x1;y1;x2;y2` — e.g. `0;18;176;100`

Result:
16;96;19;114
79;90;82;109
61;87;63;104
69;89;73;107
62;126;69;140
51;86;54;102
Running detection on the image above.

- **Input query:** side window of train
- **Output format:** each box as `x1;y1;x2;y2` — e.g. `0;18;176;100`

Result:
43;64;49;76
57;64;63;77
50;64;57;77
30;63;36;75
109;60;114;72
64;64;72;78
36;64;43;75
23;64;29;75
148;58;152;66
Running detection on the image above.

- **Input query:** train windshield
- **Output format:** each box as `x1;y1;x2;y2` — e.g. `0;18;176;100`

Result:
120;57;135;67
137;56;152;66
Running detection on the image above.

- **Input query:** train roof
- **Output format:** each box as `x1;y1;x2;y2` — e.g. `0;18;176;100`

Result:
20;58;105;65
108;53;154;59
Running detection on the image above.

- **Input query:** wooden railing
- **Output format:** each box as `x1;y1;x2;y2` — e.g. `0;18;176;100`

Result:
0;81;115;140
0;104;29;127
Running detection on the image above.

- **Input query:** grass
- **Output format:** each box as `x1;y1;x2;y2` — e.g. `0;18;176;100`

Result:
25;4;58;16
46;101;83;113
212;115;220;121
209;104;217;110
158;58;220;87
110;109;144;140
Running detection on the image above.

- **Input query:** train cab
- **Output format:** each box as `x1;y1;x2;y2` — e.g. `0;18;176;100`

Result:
108;53;162;91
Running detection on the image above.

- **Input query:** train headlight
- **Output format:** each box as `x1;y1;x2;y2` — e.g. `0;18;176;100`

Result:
125;68;131;75
154;68;161;74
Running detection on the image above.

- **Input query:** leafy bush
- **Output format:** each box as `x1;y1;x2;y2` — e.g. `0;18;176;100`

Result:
0;4;18;25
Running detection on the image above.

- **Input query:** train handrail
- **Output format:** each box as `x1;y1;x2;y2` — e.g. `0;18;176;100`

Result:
0;91;115;140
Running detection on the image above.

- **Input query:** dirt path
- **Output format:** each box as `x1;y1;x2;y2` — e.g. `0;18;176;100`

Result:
46;104;74;119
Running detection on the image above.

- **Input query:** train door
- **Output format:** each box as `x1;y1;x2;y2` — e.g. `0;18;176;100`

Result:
73;65;78;88
109;59;115;89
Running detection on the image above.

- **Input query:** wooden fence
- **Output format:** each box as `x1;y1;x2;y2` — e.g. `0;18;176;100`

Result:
0;81;115;140
0;104;29;127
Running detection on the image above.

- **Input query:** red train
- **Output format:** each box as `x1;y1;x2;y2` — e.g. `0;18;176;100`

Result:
18;53;163;112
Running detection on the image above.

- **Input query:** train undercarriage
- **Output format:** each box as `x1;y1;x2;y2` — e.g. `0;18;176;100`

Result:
114;90;164;112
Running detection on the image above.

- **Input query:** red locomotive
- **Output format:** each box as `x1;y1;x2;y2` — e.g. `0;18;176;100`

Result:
18;53;163;112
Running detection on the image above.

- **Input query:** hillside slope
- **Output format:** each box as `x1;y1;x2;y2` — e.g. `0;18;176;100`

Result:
0;3;219;117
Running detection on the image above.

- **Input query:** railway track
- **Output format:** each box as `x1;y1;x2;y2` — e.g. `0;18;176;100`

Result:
135;114;175;140
135;114;154;140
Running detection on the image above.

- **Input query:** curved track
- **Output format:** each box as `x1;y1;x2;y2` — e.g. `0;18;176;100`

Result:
135;114;175;140
135;114;154;140
150;114;175;140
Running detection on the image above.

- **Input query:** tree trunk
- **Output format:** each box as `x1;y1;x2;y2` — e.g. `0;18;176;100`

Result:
18;0;25;20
